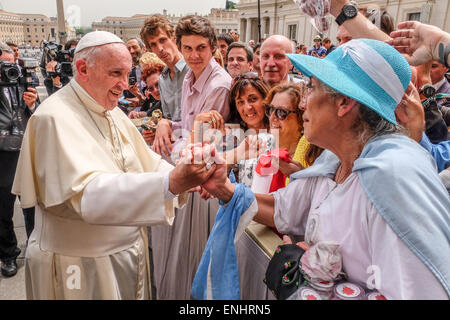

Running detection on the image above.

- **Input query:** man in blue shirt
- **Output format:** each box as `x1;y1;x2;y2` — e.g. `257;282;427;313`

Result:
308;35;327;58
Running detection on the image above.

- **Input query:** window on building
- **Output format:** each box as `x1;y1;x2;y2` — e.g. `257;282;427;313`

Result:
408;12;421;21
288;24;297;41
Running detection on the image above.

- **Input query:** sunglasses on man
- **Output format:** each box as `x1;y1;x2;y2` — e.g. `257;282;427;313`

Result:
265;105;299;121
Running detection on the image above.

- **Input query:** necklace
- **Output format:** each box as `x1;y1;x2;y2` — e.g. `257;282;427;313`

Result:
335;164;352;185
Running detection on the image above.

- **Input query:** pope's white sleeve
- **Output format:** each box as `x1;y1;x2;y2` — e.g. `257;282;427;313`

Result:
80;171;176;227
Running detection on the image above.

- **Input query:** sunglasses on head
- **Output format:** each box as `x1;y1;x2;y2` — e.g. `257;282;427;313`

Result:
232;71;260;85
265;105;299;121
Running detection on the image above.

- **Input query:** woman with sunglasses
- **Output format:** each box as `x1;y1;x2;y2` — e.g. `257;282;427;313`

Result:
265;84;304;158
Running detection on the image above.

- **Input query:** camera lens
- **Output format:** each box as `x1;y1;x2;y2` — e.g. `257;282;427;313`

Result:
5;66;20;81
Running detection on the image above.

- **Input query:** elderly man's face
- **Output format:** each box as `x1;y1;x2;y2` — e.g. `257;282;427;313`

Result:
78;44;132;110
127;39;142;65
181;35;214;79
145;28;179;66
260;37;293;87
337;26;353;46
227;47;253;78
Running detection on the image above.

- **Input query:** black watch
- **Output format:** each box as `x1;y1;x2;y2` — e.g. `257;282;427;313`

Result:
335;4;358;26
420;84;436;99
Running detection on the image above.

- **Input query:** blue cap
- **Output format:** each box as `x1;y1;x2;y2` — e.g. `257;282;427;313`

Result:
287;39;411;124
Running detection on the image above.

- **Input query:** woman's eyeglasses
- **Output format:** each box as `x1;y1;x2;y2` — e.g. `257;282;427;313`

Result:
265;105;299;121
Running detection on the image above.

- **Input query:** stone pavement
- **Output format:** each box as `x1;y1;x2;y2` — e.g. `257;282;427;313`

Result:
0;198;27;300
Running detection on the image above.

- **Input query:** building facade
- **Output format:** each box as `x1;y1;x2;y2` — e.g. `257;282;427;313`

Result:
92;8;239;41
0;10;24;45
0;9;76;47
236;0;450;47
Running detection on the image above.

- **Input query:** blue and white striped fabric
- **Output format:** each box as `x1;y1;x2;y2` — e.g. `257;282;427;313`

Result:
191;176;257;300
287;39;411;125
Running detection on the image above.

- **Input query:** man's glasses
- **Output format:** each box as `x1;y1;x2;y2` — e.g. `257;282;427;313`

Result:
232;72;260;85
265;105;299;121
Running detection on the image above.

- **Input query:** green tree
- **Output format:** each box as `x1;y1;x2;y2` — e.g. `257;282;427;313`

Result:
75;27;92;37
226;1;236;10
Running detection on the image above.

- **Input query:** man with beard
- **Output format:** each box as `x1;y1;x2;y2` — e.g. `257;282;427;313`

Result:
124;38;146;106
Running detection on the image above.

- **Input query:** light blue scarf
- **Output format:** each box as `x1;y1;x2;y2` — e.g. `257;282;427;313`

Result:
291;134;450;297
191;175;256;300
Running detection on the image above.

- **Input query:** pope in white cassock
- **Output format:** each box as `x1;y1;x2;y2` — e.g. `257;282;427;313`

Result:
12;31;217;300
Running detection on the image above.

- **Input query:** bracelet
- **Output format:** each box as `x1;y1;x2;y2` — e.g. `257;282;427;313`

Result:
438;42;450;68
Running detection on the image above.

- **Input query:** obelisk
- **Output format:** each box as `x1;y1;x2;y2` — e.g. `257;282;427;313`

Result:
56;0;67;44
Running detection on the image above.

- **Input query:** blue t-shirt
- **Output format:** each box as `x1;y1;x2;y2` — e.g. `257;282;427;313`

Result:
308;45;327;57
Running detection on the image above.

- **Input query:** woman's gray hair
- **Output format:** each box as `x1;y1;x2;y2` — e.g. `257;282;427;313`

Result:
319;81;404;144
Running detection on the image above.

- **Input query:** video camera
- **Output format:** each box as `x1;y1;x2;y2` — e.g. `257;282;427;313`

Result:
42;41;74;78
0;56;39;89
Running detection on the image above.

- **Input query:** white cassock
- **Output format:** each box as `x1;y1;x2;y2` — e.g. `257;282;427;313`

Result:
12;79;187;300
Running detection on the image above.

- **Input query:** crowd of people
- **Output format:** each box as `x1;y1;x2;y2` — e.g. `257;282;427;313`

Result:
0;0;449;301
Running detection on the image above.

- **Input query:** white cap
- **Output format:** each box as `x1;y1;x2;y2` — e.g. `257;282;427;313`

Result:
74;31;124;54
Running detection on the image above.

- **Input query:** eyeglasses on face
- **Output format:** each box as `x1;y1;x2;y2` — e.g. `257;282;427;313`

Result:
146;82;159;92
265;104;299;121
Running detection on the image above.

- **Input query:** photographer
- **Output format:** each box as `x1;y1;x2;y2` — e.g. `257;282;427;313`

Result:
40;39;78;96
7;42;39;87
122;38;146;109
0;42;38;278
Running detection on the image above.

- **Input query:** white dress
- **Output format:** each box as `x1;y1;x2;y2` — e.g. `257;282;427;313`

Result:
272;173;447;300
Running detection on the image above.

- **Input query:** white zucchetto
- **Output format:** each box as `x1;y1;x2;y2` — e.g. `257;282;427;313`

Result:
74;31;124;54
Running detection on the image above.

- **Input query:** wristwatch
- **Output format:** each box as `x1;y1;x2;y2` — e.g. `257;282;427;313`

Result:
420;84;436;99
335;4;358;26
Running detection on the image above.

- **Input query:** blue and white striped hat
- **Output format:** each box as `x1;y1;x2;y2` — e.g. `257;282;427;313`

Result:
287;39;411;124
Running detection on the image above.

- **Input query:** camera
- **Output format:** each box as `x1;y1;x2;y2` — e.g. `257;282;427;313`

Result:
42;41;75;78
129;76;137;86
0;61;21;85
0;58;38;89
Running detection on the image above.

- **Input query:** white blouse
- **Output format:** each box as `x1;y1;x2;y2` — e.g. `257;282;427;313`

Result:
272;173;447;300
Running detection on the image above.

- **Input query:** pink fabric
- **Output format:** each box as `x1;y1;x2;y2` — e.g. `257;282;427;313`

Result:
300;241;343;282
172;58;232;132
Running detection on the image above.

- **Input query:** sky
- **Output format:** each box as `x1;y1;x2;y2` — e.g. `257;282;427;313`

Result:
0;0;231;27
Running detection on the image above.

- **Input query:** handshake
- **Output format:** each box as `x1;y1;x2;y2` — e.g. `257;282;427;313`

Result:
167;136;264;202
168;143;232;201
